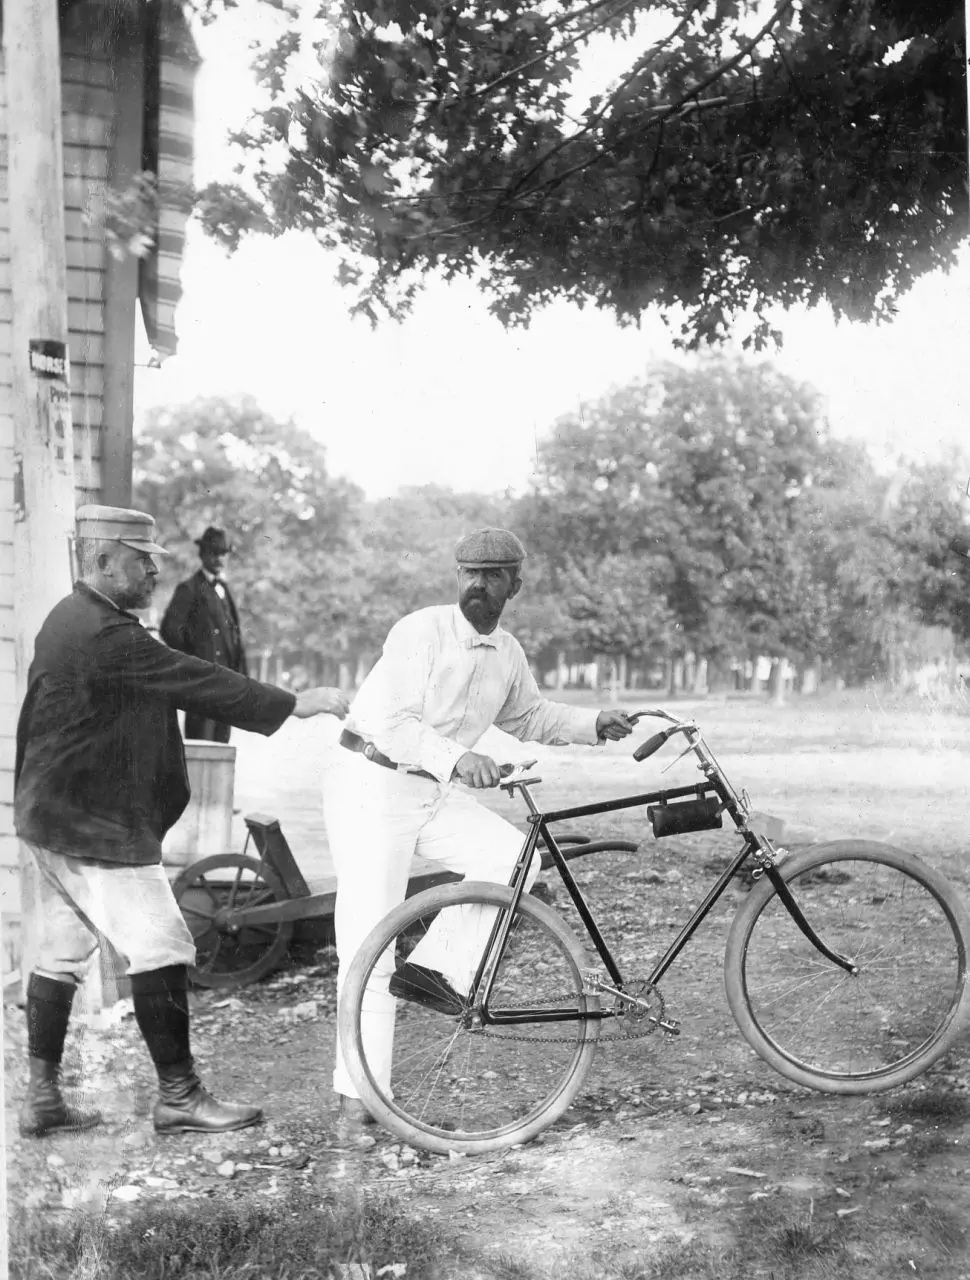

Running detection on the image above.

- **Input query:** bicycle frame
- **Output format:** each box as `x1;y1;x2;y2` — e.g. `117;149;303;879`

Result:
470;712;857;1029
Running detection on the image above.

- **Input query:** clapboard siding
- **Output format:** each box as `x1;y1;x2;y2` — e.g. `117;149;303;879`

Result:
0;20;117;929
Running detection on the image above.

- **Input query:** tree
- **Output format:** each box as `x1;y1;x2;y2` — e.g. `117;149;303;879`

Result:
198;0;967;348
522;353;835;680
346;483;513;658
133;395;363;659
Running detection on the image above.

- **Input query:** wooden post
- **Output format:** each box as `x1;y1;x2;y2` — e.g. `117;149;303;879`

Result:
6;1;75;1269
102;21;145;508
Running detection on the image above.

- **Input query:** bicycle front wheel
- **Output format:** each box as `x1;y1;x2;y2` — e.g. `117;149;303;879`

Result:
725;841;970;1093
339;881;600;1155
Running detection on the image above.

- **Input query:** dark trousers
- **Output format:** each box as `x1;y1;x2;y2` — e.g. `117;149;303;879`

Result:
183;715;231;743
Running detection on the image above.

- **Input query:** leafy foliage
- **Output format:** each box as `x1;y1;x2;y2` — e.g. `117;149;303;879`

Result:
194;0;967;347
133;395;363;656
133;364;970;686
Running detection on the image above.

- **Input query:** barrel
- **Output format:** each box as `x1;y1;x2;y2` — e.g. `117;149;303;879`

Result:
162;741;236;872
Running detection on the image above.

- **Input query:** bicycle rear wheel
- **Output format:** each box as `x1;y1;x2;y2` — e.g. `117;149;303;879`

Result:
339;881;600;1155
725;841;970;1093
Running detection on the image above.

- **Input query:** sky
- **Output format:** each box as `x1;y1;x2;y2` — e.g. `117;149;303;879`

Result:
133;5;970;501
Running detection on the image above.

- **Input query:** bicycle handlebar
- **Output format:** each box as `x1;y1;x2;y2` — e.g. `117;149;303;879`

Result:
632;726;683;761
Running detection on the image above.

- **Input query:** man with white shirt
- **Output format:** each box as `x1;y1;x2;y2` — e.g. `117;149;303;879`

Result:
324;528;634;1144
160;526;247;741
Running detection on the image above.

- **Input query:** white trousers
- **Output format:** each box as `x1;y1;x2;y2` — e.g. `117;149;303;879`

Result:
323;747;535;1098
26;843;197;983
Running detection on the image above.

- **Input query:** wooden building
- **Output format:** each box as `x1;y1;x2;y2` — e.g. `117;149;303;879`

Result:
0;0;198;969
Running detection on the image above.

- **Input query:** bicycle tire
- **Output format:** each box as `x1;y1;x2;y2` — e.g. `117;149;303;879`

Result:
725;840;970;1093
339;880;600;1155
172;854;293;990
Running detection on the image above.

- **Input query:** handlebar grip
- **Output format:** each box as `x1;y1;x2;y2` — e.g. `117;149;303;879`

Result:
633;728;678;762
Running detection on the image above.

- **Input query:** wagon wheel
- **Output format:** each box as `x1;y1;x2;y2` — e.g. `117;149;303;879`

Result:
171;853;294;990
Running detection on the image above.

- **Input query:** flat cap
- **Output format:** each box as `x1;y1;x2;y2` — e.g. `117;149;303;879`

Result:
454;528;527;568
76;505;169;555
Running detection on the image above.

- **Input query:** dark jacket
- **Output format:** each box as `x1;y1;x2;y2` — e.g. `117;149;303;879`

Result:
14;583;295;866
159;570;247;674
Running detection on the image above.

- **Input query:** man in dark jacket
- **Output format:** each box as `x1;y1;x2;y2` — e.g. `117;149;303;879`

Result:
15;504;349;1139
159;526;246;741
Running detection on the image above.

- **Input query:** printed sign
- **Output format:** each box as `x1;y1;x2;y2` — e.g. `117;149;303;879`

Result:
28;339;68;380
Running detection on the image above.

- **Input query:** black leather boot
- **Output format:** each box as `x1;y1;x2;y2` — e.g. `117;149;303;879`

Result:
19;974;102;1138
153;1059;263;1134
130;965;262;1135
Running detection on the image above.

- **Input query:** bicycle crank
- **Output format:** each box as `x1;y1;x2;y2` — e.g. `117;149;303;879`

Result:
581;971;681;1036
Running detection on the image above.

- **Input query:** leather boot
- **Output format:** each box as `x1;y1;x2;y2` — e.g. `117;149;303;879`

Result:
19;973;101;1138
19;1057;102;1138
153;1058;263;1135
335;1095;378;1150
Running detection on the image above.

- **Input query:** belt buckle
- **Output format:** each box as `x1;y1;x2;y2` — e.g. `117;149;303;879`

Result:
362;742;377;762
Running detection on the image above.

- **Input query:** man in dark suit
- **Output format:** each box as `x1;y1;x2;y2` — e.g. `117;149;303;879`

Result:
15;504;349;1139
160;526;247;741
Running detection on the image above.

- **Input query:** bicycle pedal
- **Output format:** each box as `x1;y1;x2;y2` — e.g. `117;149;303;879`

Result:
659;1018;681;1036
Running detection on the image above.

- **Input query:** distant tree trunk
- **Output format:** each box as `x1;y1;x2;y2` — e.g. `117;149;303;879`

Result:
692;657;708;694
748;656;763;695
556;651;567;690
768;659;786;706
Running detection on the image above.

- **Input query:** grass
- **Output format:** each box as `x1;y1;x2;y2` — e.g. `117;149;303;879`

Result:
10;1188;448;1280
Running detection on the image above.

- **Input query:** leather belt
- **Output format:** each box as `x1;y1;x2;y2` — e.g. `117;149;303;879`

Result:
339;729;438;782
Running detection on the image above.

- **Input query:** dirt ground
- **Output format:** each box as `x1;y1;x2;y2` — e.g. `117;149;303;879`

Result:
7;692;970;1277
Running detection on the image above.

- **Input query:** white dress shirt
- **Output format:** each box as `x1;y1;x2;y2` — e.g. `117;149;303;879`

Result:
202;568;227;600
347;604;601;782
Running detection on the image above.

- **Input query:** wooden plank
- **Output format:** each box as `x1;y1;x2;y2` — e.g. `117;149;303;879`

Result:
61;55;112;89
67;299;104;336
67;334;105;365
64;174;106;213
0;571;10;609
69;364;104;396
71;398;103;429
68;268;103;303
0;800;14;837
0;770;10;809
63;144;110;181
0;835;19;873
0;318;10;356
0;407;11;440
64;212;103;245
66;240;103;271
61;84;114;122
0;611;13;644
62;110;113;146
0;506;12;544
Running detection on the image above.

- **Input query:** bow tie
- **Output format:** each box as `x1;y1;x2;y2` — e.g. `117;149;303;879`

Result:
465;635;496;649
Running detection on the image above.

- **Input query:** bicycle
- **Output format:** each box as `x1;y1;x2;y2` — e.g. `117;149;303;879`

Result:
338;709;970;1155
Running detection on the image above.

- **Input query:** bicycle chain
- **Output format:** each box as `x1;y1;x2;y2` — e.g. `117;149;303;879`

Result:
468;977;668;1044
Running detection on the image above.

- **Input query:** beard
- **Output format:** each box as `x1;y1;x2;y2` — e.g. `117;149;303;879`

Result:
459;589;502;632
117;580;156;612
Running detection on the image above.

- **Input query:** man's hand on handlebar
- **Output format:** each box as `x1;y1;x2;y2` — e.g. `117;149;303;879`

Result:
452;751;504;789
596;710;636;742
291;687;351;719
